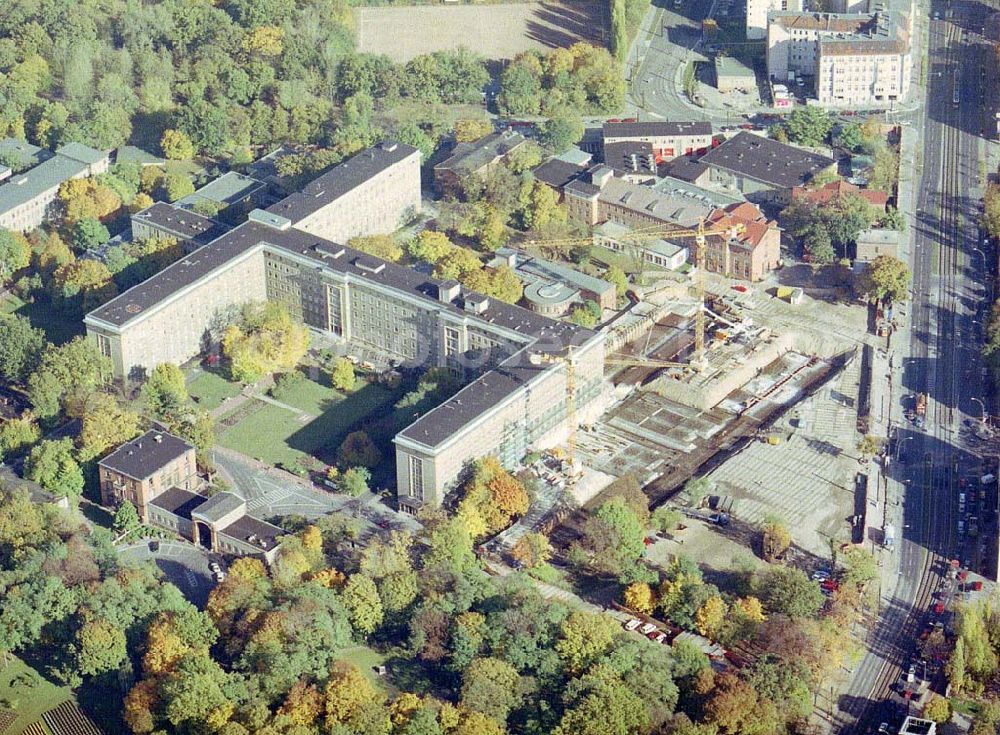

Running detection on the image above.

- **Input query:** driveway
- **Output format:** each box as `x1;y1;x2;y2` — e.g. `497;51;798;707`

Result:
118;540;215;608
211;448;421;533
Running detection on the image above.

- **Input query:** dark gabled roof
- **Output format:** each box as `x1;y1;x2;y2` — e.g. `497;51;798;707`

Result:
149;486;207;520
699;132;835;189
191;491;245;523
434;131;527;175
603;121;713;140
532;159;587;190
266;141;418;224
662;156;710;183
99;431;192;480
220;515;283;551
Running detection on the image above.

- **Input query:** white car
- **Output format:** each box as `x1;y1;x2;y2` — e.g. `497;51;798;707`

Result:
639;623;658;635
209;562;221;574
624;618;642;631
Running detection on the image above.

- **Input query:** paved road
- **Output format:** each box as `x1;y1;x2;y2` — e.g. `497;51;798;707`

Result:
836;3;997;732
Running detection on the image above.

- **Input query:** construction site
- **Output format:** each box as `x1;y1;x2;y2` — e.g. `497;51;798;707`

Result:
541;257;873;555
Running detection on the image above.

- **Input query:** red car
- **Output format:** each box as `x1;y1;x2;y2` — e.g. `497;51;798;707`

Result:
821;579;839;591
933;602;945;615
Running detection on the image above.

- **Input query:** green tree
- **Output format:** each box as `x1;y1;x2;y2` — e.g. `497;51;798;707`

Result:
113;500;141;536
0;229;30;285
25;438;84;498
947;635;966;692
455;119;494;143
802;223;835;264
783;107;834;147
684;476;712;508
651;506;682;533
160;129;196;160
349;234;404;263
570;300;602;328
222;301;310;383
581;497;647;581
539;113;584;154
338;467;371;497
460;657;521;722
409;230;454;264
343;574;384;636
163;173;195;203
330;357;356;392
923;695;951;724
556;611;619;674
77;392;141;462
72;218;110;250
761;516;791;561
857;255;910;303
76;618;128;676
0;415;41;458
881;206;906;231
141;363;189;420
755;567;824;618
553;664;650;735
27;337;112;419
984;185;1000;240
497;62;542;116
0;314;45;384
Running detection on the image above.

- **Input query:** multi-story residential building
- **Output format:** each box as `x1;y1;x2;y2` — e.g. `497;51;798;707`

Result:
98;430;198;522
699;132;835;204
433;130;529;195
602;121;714;163
747;0;802;41
130;201;230;252
86;141;605;509
767;10;912;105
0;142;109;232
747;0;804;39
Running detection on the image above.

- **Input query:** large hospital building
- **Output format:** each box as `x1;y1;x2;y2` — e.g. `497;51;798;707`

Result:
84;142;606;510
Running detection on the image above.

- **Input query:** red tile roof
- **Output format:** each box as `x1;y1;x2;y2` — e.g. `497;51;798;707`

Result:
707;202;778;249
791;180;889;209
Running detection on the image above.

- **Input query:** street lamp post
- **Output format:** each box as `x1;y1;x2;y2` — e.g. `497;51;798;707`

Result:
972;397;988;423
896;435;914;462
971;246;993;301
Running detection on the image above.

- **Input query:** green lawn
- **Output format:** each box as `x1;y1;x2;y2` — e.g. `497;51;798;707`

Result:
339;645;387;682
272;370;343;416
218;382;400;468
0;294;83;345
187;370;242;411
0;656;70;735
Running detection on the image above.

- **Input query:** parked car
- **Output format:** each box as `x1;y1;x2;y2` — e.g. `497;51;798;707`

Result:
652;632;668;643
821;579;840;591
811;570;831;581
640;623;658;635
624;618;642;631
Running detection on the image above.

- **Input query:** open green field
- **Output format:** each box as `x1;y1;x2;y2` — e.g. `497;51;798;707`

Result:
0;657;70;735
0;294;83;345
273;370;344;416
218;379;399;468
187;369;242;411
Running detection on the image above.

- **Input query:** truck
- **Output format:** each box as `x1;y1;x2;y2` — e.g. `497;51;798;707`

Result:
884;523;895;549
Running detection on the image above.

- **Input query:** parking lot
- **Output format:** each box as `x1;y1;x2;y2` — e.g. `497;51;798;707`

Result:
118;540;216;608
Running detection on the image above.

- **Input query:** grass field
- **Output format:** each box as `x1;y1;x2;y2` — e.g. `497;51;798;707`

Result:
0;657;70;735
187;370;242;411
272;370;343;416
218;380;399;468
0;294;83;345
356;1;605;62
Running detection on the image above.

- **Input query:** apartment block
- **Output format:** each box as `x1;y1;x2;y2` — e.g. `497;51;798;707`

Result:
747;0;804;39
98;430;198;522
86;141;605;509
767;10;912;105
602;121;714;163
0;142;109;232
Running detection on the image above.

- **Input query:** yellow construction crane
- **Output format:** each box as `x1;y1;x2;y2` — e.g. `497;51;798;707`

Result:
528;218;744;365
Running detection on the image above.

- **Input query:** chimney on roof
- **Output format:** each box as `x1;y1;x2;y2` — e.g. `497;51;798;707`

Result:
154;434;162;443
464;294;490;314
437;280;461;303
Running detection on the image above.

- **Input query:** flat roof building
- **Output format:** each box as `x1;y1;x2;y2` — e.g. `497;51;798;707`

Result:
854;227;900;262
175;171;270;223
490;247;617;312
602;121;714;163
699;132;835;203
87;142;605;509
715;56;758;93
